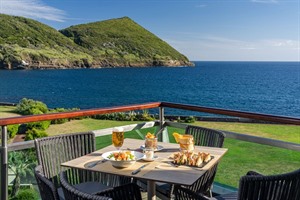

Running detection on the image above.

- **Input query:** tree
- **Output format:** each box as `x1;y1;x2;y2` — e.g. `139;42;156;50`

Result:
8;150;37;197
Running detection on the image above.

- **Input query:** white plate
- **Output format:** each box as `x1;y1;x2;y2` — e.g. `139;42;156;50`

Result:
142;155;158;162
140;145;164;151
102;151;144;168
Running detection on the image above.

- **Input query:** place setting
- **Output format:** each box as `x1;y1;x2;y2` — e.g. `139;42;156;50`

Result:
101;129;162;170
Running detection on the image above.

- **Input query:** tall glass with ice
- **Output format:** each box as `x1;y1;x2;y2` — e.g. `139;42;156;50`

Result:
179;135;194;152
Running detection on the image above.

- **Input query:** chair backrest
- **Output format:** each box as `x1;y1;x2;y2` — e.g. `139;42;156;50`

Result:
34;165;60;200
186;125;225;147
35;132;95;188
60;171;142;200
238;168;300;200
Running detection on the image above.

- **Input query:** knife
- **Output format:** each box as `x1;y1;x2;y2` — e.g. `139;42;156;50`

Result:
131;164;149;175
87;159;107;168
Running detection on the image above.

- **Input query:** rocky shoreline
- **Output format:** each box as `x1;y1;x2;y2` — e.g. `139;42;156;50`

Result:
0;59;194;70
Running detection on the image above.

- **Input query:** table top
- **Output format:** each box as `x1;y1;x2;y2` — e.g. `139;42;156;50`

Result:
61;138;228;186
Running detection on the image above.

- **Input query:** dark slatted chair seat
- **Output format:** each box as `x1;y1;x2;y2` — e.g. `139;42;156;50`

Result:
35;165;112;200
60;170;142;200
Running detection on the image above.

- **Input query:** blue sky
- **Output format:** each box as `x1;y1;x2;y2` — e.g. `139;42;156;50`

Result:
0;0;299;61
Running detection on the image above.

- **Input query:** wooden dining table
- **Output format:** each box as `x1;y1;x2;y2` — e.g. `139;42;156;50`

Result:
61;138;228;200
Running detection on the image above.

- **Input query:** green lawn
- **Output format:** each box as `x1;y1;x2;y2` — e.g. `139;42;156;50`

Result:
0;106;20;118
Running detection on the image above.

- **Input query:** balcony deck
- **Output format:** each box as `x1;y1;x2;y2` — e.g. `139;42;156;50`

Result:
1;101;299;200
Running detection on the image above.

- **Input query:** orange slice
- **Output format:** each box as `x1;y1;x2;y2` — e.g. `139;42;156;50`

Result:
173;132;183;143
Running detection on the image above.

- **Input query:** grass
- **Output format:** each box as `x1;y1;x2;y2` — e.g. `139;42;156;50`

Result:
1;106;299;188
192;121;300;144
46;119;145;136
0;106;20;118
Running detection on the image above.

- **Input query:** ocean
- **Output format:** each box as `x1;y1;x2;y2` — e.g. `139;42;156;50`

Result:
0;61;299;117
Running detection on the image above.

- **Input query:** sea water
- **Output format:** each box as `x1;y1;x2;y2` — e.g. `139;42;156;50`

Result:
0;61;299;117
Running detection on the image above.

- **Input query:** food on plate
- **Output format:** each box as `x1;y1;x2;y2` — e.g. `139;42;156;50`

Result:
145;132;157;149
172;151;212;167
107;151;136;161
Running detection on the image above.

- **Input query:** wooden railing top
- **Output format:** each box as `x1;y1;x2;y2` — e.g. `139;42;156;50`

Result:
0;102;161;126
161;102;300;125
0;101;299;126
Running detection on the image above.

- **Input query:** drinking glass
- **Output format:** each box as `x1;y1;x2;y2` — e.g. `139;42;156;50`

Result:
179;134;194;152
112;127;124;150
143;148;154;160
145;137;158;150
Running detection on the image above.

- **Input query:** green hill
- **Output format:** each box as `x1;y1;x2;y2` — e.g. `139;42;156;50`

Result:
0;14;92;69
60;17;193;67
0;14;193;69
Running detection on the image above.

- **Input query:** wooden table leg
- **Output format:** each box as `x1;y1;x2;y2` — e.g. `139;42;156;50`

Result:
147;180;156;200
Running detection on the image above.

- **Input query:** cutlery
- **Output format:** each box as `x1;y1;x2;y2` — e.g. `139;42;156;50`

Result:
131;164;149;175
87;159;107;168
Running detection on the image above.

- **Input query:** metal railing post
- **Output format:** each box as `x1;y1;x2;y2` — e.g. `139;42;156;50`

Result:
1;125;8;200
159;107;164;142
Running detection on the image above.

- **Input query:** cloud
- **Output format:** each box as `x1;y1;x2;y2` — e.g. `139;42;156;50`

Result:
251;0;278;3
264;39;298;47
165;34;299;61
0;0;66;22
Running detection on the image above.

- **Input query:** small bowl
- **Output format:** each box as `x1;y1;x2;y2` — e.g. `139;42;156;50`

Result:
102;151;144;168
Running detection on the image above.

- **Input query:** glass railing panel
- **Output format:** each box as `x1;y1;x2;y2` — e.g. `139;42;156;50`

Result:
215;138;300;189
7;148;39;200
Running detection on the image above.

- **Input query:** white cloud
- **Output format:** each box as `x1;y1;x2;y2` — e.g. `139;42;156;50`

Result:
264;39;297;47
0;0;66;22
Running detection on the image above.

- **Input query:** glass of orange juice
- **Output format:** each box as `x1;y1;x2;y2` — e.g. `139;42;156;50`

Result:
112;127;124;150
178;134;194;152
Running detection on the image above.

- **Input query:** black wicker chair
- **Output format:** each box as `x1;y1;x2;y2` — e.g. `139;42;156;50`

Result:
34;132;130;200
60;171;142;200
35;165;59;200
174;168;300;200
155;125;225;200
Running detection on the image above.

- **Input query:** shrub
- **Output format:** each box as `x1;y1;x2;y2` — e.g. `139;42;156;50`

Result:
136;110;155;121
126;111;137;121
184;116;196;123
11;188;39;200
49;108;69;124
92;113;116;120
16;98;48;115
176;116;183;123
26;120;50;130
115;112;127;121
25;128;48;141
8;124;19;138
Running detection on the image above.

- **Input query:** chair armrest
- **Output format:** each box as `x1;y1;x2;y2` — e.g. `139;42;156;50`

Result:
96;183;142;200
246;171;264;176
34;165;60;200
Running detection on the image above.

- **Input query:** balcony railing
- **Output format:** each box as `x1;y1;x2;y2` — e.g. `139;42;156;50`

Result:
1;101;300;200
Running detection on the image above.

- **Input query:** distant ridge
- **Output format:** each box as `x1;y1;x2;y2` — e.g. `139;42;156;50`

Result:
0;14;193;69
